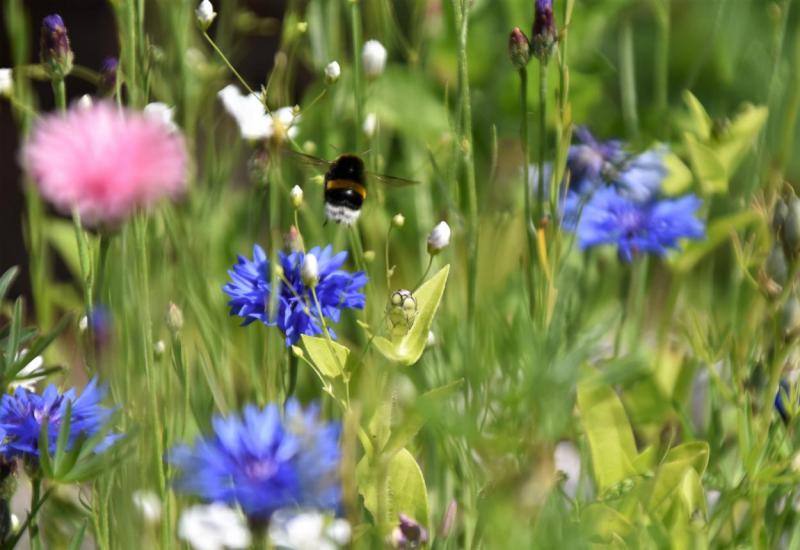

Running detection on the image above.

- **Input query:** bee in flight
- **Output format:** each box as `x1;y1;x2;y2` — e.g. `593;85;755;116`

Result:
289;151;419;225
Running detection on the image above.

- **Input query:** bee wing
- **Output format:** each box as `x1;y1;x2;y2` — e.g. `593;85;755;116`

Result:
283;149;332;169
368;172;421;187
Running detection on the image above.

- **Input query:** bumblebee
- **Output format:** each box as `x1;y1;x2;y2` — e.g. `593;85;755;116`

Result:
289;151;418;225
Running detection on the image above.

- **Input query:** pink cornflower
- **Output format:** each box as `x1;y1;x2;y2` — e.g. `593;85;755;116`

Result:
22;101;188;225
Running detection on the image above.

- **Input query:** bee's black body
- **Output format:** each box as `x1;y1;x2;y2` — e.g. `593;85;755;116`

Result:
323;154;368;225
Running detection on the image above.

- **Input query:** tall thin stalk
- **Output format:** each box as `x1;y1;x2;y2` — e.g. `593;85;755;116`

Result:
619;16;639;139
350;0;365;152
518;68;537;316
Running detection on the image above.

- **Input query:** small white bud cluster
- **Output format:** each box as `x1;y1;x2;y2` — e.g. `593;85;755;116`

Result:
362;40;387;78
324;61;341;84
195;0;217;30
427;221;451;254
290;185;304;208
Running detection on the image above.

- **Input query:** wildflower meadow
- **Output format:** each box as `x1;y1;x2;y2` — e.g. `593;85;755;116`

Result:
0;0;799;548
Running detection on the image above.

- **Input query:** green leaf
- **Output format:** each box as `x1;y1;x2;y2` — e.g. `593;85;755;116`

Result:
581;503;634;543
715;104;768;170
660;152;694;196
684;133;728;194
4;299;23;370
357;448;430;536
44;219;84;279
67;521;88;550
373;265;450;366
577;372;638;492
382;379;464;458
0;266;19;304
683;91;712;141
669;210;762;273
301;335;349;378
648;442;709;516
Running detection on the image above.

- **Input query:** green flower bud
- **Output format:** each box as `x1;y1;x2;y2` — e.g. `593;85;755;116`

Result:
508;27;531;69
782;197;800;256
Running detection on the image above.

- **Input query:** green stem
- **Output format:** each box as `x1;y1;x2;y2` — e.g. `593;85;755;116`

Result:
536;61;547;224
350;0;365;151
29;478;42;550
202;31;257;96
52;77;66;111
412;255;434;293
619;17;639;139
452;0;479;319
654;1;669;116
520;67;536;316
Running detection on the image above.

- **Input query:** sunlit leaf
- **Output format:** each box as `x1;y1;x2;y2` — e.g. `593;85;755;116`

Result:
660;151;694;196
301;335;349;378
715;104;768;170
684;133;727;194
683;91;712;141
373;265;450;367
669;210;762;273
577;371;638;492
357;448;430;537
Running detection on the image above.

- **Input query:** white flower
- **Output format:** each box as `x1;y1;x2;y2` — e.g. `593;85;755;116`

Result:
363;112;377;138
218;85;299;142
76;94;93;110
10;350;44;391
132;490;162;524
196;0;217;28
144;102;177;132
392;213;405;228
269;509;351;550
426;330;436;348
324;61;341;83
301;254;319;287
290;185;304;208
178;504;251;550
362;40;387;78
553;441;581;498
0;68;13;97
427;221;451;254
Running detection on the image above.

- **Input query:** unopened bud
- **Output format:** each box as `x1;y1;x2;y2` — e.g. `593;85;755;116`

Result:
773;198;789;235
154;340;166;358
439;500;457;538
508;27;531;68
324;61;341;83
301;254;319;287
766;244;789;287
427;221;451;254
363;250;376;263
290;185;304;208
784;198;800;256
196;0;217;30
291;345;304;358
284;225;305;253
363;113;377;138
99;57;118;95
531;0;557;62
390;514;429;549
167;302;184;333
77;94;93;110
40;14;73;78
0;69;13;98
392;213;405;228
784;296;800;340
362;39;387;78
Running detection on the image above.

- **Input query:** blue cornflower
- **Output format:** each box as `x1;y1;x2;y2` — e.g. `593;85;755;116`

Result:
169;400;341;522
0;378;120;463
576;187;705;262
224;244;367;347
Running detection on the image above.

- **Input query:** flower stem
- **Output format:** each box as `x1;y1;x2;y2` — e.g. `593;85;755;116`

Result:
350;0;365;152
452;0;479;320
202;31;257;96
619;17;639;139
536;61;547;224
519;67;537;316
29;477;42;550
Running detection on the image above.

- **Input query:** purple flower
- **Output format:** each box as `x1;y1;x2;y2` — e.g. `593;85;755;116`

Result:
390;514;429;549
0;378;120;464
576;187;705;262
40;14;73;77
223;245;367;347
531;0;557;60
169;400;341;522
100;57;118;93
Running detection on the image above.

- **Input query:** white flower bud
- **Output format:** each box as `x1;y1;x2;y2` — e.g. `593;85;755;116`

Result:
363;112;377;138
301;254;319;287
132;490;162;524
426;331;436;348
144;102;177;132
0;68;13;97
324;61;341;83
76;94;93;110
290;185;304;208
392;213;405;228
154;340;166;357
362;40;387;78
427;221;451;254
195;0;217;29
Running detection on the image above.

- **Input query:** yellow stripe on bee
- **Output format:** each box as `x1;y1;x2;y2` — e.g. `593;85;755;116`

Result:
325;179;367;200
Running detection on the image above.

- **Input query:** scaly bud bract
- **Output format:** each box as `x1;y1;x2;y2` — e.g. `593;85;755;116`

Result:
40;14;73;78
508;27;531;68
